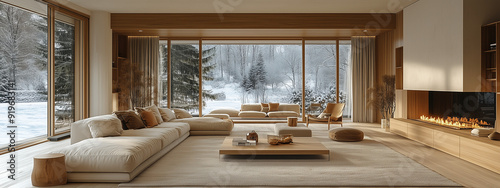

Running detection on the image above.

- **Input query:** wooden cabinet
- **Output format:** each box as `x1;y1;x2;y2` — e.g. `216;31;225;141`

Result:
391;118;500;174
481;22;499;92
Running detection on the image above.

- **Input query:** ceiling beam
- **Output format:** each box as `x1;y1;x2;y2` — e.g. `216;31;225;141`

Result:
111;13;396;30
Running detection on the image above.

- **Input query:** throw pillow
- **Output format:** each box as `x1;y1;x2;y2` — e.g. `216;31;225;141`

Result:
87;115;123;138
317;112;331;119
159;108;176;122
135;105;163;124
260;103;269;113
113;110;146;129
173;108;193;119
269;103;280;112
140;110;159;128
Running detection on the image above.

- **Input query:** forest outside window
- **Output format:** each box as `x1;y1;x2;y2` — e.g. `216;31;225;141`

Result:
160;39;352;119
0;1;88;147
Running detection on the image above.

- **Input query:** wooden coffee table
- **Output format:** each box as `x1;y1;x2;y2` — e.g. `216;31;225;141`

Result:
219;137;329;158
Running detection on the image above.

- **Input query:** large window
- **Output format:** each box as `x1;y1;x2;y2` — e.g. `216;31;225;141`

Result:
0;2;48;145
54;12;76;133
160;39;351;119
201;41;303;115
305;41;337;114
0;1;88;146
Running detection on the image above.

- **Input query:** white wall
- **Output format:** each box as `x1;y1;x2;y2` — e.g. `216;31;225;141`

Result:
89;11;113;116
403;0;464;92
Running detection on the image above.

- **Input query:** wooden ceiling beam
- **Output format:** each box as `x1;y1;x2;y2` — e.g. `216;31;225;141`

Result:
111;13;396;30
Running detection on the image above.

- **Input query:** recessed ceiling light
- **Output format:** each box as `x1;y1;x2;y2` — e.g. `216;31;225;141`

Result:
363;30;368;33
138;30;143;32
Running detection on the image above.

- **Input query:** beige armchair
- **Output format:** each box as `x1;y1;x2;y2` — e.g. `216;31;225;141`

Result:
306;103;345;130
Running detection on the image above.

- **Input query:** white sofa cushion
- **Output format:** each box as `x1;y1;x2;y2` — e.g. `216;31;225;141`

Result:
171;117;233;131
238;111;267;117
267;111;300;118
53;136;162;173
156;122;190;136
121;128;179;148
87;115;123;138
208;108;240;117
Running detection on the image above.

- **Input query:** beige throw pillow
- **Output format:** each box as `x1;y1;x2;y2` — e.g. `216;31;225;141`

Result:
135;105;163;124
173;108;193;119
261;103;269;113
87;115;123;138
159;108;176;122
317;112;331;119
269;103;280;112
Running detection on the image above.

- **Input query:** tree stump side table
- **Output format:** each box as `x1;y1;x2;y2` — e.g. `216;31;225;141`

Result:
31;153;67;187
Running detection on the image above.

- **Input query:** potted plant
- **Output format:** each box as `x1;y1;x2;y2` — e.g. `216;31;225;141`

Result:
368;75;396;130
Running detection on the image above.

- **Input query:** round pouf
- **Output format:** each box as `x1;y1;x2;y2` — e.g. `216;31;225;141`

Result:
329;128;364;142
32;153;67;187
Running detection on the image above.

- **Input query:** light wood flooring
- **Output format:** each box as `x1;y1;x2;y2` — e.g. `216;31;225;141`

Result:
1;123;500;188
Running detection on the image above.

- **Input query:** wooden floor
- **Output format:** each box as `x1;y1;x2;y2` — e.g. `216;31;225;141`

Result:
1;123;500;188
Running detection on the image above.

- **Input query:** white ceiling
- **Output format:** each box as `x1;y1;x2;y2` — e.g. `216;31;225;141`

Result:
68;0;418;13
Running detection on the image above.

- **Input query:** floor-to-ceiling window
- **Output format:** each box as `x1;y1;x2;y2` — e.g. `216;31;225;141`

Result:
201;40;302;116
54;12;76;133
0;1;88;147
0;2;48;144
305;41;337;114
160;39;351;119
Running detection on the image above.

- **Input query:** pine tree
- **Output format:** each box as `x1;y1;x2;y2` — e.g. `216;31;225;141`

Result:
166;44;216;111
53;21;75;123
246;53;267;102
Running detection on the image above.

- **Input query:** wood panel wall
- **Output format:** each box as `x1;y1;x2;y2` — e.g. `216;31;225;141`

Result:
110;13;396;30
395;11;404;48
407;90;429;119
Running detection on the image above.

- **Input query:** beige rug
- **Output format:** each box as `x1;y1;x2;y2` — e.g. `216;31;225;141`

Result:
119;124;460;187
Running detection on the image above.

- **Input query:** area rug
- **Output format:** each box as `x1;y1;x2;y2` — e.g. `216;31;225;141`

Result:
119;124;461;187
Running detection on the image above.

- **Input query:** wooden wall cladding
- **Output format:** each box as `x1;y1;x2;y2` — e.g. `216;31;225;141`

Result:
394;11;403;48
406;90;429;119
110;13;396;30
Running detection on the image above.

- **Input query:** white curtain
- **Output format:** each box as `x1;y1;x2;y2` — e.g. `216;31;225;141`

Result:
351;36;376;123
344;45;353;119
128;36;160;107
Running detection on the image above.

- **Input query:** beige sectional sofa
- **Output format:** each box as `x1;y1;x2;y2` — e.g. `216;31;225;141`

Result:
238;103;300;118
51;112;233;182
51;115;190;182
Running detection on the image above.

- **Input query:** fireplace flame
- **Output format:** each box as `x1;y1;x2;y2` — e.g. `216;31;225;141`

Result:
419;115;489;129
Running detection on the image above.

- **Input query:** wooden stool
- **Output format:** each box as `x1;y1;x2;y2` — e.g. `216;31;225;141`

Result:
32;153;67;187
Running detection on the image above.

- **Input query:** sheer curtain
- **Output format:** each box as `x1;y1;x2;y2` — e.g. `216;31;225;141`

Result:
128;36;160;107
344;46;353;119
351;36;375;123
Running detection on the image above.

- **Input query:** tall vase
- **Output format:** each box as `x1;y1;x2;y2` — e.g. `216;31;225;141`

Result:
381;119;390;131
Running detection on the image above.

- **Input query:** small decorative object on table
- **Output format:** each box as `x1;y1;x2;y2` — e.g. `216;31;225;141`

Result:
489;132;500;140
232;138;257;146
287;117;298;127
279;134;293;144
267;135;280;145
246;130;259;143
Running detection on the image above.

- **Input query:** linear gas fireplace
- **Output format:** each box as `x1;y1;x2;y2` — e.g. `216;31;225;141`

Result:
419;91;496;129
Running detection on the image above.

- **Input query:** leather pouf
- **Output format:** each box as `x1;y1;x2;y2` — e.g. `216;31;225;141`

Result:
329;127;364;142
489;132;500;140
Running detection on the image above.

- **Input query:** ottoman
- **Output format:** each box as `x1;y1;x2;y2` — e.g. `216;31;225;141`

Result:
274;123;312;137
329;127;364;142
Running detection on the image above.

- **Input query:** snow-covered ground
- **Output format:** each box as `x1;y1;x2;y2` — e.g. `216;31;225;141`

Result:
0;102;47;146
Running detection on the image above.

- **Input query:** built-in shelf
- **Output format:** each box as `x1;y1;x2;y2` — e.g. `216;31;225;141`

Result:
484;49;496;53
395;47;403;90
487;68;497;71
481;22;498;92
487;78;497;81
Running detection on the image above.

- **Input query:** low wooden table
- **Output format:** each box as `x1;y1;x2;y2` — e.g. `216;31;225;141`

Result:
219;137;329;159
